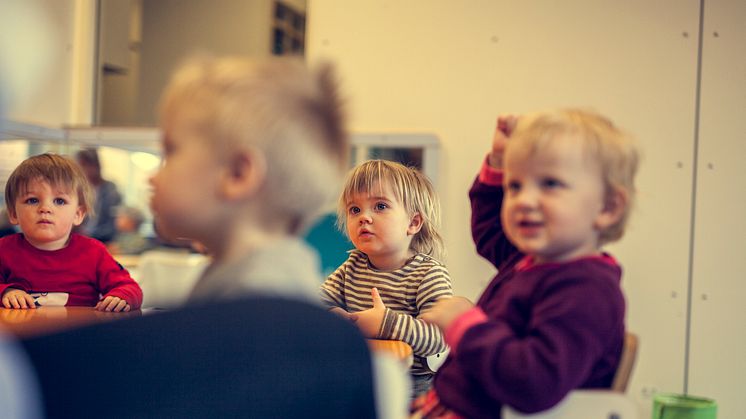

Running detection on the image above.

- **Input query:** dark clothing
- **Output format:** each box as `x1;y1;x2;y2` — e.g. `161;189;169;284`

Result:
81;180;121;243
21;297;377;419
433;177;625;419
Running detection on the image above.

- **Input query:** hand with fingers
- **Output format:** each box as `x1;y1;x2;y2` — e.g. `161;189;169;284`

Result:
2;288;36;309
95;295;131;312
420;296;475;332
329;307;359;322
488;114;520;169
352;287;387;338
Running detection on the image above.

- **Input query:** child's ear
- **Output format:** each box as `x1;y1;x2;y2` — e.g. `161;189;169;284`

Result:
73;207;86;226
7;209;19;226
219;147;267;201
407;213;423;236
594;187;627;231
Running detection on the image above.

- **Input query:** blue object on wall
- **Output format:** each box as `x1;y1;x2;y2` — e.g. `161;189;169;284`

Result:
304;213;352;277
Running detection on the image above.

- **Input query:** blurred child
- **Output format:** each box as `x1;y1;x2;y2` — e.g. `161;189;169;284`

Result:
415;109;639;418
149;56;349;304
0;153;142;311
108;206;151;255
320;159;453;397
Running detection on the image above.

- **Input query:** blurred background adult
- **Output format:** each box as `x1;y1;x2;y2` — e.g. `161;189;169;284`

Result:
75;148;122;243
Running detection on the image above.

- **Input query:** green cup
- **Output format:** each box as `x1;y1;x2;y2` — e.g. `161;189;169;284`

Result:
652;393;717;419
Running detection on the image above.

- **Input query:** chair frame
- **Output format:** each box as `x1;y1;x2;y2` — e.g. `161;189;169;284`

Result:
611;332;639;393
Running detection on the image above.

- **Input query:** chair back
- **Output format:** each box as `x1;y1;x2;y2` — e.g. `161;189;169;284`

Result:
612;332;639;393
21;297;377;419
502;390;639;419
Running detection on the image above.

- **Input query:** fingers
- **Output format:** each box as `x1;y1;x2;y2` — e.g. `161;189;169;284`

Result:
96;296;129;312
371;287;385;309
24;294;36;309
2;291;35;309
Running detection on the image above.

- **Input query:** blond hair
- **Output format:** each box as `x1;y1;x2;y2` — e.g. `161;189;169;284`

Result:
5;153;93;218
159;55;348;234
337;160;444;260
507;109;639;244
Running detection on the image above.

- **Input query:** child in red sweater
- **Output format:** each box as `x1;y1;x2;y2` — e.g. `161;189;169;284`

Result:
0;153;142;311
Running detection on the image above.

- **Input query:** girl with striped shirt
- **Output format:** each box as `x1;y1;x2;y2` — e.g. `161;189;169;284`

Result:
320;160;453;398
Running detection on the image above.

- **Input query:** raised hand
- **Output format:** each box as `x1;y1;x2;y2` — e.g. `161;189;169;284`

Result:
420;296;474;331
488;115;519;169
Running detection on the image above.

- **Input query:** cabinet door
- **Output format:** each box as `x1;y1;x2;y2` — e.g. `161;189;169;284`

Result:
689;1;746;417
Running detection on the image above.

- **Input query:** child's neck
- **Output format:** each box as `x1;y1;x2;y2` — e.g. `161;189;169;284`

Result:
24;234;73;251
211;226;288;265
367;249;416;272
531;248;603;265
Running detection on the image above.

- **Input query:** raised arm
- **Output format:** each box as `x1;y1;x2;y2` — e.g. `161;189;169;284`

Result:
470;115;520;268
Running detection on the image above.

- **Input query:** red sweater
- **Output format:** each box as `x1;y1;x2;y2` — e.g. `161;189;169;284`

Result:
0;233;142;308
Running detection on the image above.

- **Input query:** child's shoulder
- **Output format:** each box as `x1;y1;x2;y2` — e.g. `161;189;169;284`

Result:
412;253;448;269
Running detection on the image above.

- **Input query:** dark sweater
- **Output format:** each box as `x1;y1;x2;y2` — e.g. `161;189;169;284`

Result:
433;177;625;419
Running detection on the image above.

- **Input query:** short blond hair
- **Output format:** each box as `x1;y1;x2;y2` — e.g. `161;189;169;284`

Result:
337;160;444;260
5;153;93;219
508;109;640;244
159;56;348;234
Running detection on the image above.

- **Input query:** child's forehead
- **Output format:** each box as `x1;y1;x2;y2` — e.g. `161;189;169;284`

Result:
22;177;75;194
508;132;588;161
347;179;398;201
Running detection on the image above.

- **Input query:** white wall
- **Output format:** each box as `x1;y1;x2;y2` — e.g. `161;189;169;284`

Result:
0;0;95;125
306;0;744;417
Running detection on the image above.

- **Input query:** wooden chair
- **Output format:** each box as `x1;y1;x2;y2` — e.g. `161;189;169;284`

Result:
612;332;639;393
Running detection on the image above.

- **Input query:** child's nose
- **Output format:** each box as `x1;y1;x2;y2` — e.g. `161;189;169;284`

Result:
513;187;538;208
358;212;372;224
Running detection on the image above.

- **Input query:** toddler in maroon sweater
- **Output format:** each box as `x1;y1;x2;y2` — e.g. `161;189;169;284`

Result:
0;154;142;312
415;109;640;418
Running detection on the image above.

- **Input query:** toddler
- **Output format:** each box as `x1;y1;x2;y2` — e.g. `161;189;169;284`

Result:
416;109;640;418
0;153;142;311
149;56;349;304
321;159;453;397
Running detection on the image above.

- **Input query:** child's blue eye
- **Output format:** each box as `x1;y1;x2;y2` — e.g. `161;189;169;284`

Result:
24;198;39;204
375;202;388;211
348;206;360;215
540;178;564;189
54;198;67;205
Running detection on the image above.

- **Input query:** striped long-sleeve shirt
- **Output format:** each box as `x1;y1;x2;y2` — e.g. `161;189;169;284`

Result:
320;250;453;376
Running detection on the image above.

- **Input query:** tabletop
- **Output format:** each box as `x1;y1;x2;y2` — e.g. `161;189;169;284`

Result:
368;338;414;367
0;306;141;338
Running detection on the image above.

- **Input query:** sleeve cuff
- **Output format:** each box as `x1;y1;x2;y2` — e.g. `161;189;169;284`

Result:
444;307;488;353
478;156;504;186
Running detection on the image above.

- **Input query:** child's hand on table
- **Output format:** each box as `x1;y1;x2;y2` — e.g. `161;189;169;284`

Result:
95;296;131;312
2;288;36;309
420;297;474;331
